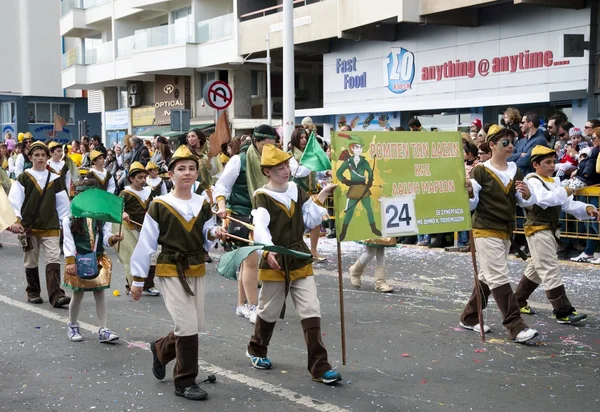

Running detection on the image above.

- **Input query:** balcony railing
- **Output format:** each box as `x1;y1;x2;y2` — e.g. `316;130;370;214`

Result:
117;35;135;58
62;41;113;69
197;13;234;44
134;19;194;51
61;0;110;17
240;0;325;21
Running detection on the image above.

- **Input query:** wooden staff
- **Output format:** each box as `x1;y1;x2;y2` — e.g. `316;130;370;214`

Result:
211;210;255;230
336;240;347;365
469;231;485;342
116;201;125;253
224;232;254;245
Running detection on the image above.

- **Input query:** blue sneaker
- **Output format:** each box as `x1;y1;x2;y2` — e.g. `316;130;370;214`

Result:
246;350;272;369
313;369;342;384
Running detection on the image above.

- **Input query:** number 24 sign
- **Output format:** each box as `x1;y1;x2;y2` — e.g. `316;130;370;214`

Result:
379;195;417;236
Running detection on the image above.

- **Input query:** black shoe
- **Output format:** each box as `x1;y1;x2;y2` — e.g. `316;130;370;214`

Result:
28;296;43;304
150;341;166;380
402;236;417;245
204;251;213;263
174;384;208;401
54;296;71;308
326;230;336;239
0;242;3;249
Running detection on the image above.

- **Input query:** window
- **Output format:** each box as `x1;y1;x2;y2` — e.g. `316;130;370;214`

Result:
27;102;75;124
1;102;16;124
198;71;217;99
251;70;259;96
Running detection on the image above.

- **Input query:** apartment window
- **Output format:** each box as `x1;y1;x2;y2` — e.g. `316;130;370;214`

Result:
1;102;16;124
251;71;259;96
27;102;75;124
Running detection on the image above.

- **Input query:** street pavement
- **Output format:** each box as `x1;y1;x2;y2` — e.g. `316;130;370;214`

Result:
0;232;599;412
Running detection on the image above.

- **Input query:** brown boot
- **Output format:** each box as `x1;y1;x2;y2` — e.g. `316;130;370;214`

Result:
514;275;540;313
25;267;43;304
46;263;70;307
369;223;382;237
248;315;276;358
348;260;366;289
301;317;331;379
173;334;200;388
153;331;177;379
373;267;393;293
546;285;576;319
459;281;491;327
492;283;528;340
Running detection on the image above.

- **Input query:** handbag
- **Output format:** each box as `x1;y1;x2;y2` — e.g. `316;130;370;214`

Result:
76;220;100;280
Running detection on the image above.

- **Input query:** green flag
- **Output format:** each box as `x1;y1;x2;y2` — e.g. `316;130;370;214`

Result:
300;131;331;172
217;244;313;280
71;188;124;224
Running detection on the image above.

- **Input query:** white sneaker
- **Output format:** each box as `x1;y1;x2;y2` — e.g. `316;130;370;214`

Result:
245;304;257;320
513;328;538;343
589;257;600;265
248;307;257;324
459;321;491;334
143;287;161;296
68;323;83;342
570;252;594;263
236;304;250;317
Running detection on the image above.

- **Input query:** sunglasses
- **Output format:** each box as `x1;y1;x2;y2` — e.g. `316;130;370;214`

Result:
585;126;593;129
498;139;512;147
558;132;566;138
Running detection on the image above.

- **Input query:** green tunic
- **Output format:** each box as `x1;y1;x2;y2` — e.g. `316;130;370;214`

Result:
120;189;151;230
255;188;313;282
228;145;252;216
17;171;66;236
86;169;113;191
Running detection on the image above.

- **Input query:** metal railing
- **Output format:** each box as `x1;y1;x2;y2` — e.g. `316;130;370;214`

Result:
240;0;326;20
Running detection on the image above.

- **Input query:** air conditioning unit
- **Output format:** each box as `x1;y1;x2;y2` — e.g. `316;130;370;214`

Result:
128;94;143;108
272;99;283;116
128;81;143;95
295;89;309;100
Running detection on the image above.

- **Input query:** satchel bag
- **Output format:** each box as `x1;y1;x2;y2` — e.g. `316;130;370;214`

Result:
76;221;100;280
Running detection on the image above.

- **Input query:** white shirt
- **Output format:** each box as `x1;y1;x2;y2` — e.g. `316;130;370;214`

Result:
251;182;327;250
89;168;116;194
525;173;593;221
62;216;113;258
129;192;218;287
48;159;71;191
468;161;537;211
8;169;70;222
14;153;26;178
146;176;167;196
289;155;311;178
213;154;242;201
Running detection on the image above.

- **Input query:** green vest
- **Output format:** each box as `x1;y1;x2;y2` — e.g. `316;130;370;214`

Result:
228;145;252;216
524;176;561;230
73;220;105;255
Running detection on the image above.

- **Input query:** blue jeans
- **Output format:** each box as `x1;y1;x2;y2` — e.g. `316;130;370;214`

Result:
458;231;469;247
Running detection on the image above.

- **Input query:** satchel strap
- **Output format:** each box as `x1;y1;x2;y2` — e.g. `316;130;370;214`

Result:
86;219;100;252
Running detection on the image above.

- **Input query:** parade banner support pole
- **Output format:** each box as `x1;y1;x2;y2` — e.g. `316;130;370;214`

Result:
116;202;125;254
468;231;485;342
336;240;347;365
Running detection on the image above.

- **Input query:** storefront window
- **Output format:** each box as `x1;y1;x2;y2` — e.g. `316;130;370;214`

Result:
36;103;51;123
27;102;75;124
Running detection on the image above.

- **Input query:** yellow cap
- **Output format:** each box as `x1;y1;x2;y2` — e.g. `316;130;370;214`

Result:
29;141;49;155
48;141;61;151
129;161;147;176
90;149;104;162
260;144;292;168
530;145;556;165
168;145;199;170
485;124;505;143
145;161;158;171
18;133;25;143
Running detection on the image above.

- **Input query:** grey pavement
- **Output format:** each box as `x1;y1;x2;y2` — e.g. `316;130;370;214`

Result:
0;232;599;412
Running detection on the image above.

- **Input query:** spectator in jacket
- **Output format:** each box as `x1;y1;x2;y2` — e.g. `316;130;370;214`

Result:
508;112;547;175
131;137;150;167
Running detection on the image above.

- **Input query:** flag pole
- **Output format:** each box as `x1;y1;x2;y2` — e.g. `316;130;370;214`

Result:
336;240;347;365
117;201;125;254
469;231;485;342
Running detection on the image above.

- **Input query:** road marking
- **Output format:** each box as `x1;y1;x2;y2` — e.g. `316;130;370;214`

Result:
0;293;348;412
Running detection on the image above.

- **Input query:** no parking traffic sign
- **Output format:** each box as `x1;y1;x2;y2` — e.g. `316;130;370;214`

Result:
202;80;233;110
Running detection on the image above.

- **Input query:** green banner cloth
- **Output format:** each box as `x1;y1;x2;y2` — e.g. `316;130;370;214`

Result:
71;188;124;224
300;131;331;172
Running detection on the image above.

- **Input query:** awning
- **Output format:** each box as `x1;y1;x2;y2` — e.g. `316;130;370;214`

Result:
136;124;213;138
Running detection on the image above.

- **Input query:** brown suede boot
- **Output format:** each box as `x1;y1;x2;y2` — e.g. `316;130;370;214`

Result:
545;285;587;324
153;331;177;379
459;281;491;327
492;283;528;340
25;267;43;304
248;315;276;359
514;275;540;314
46;263;70;307
172;334;207;400
301;317;332;380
